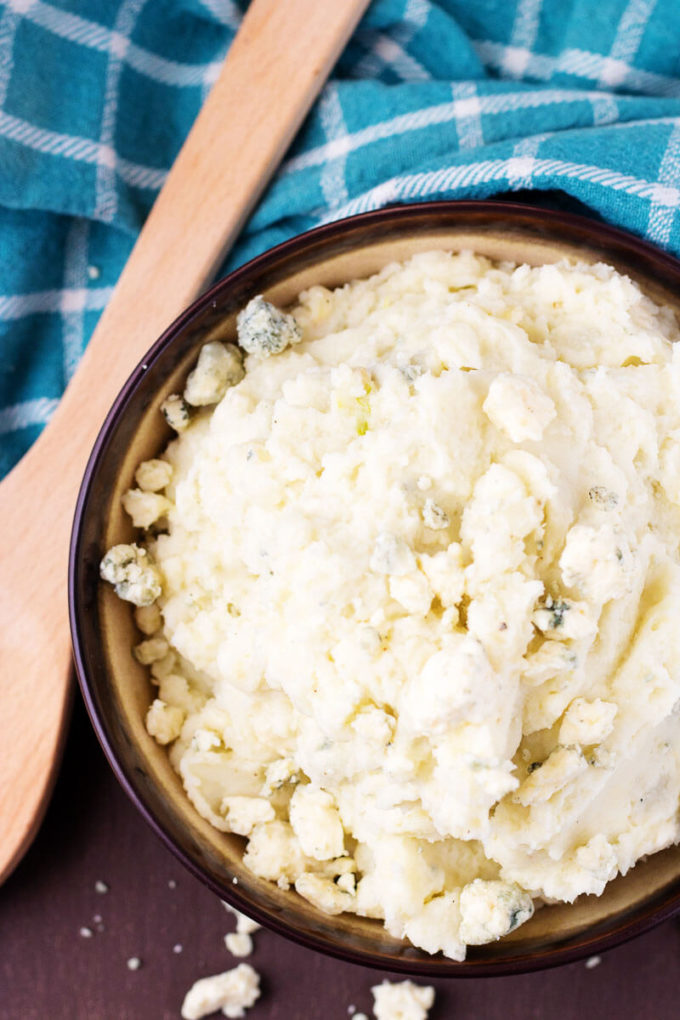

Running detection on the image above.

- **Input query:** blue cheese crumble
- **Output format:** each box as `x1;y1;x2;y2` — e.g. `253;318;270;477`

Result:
184;341;245;406
99;544;162;606
236;295;301;356
106;251;680;959
160;393;191;433
459;879;534;945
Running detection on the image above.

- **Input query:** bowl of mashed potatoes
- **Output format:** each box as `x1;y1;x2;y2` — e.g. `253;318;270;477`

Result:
70;200;680;975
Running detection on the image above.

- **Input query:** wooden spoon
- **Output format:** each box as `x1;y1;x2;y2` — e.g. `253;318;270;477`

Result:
0;0;369;883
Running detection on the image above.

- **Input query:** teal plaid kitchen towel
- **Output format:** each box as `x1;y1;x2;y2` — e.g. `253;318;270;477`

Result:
3;0;680;478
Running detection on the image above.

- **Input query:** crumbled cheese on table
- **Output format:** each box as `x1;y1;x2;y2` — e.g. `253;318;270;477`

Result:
224;932;253;958
181;964;260;1020
222;902;261;935
371;980;435;1020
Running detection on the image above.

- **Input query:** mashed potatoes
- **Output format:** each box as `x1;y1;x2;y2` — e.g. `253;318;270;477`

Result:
102;250;680;960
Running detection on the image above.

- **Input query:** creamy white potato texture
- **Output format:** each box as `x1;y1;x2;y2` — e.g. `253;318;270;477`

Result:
113;251;680;960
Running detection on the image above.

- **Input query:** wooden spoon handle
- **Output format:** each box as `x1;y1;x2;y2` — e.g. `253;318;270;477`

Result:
0;0;369;883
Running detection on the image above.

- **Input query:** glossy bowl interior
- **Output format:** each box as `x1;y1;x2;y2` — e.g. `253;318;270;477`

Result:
70;201;680;976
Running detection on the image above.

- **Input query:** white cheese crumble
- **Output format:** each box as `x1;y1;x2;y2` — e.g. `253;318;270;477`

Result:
133;636;169;664
422;498;449;530
181;964;260;1019
145;698;184;744
369;532;416;575
121;488;172;529
135;458;173;492
288;785;345;860
559;698;618;746
223;905;257;958
222;902;261;935
483;373;556;442
104;251;680;959
294;872;354;914
371;980;435;1020
134;602;162;634
224;932;253;958
222;796;275;836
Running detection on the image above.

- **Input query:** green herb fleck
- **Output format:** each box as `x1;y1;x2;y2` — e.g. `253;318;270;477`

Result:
546;597;570;629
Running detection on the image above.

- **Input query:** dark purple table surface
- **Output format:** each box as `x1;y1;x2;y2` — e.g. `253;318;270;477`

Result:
2;693;680;1020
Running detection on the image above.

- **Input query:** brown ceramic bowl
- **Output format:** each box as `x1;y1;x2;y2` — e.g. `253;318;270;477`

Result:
69;200;680;976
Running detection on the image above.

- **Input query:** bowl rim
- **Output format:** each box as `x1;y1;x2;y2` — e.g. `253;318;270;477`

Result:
69;198;680;977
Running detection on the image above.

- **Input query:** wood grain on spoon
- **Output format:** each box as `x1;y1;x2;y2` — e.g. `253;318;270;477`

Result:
0;0;369;884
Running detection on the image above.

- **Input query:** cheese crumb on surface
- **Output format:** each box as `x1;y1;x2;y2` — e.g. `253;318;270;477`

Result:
224;932;253;958
222;902;261;936
181;964;260;1020
371;980;435;1020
